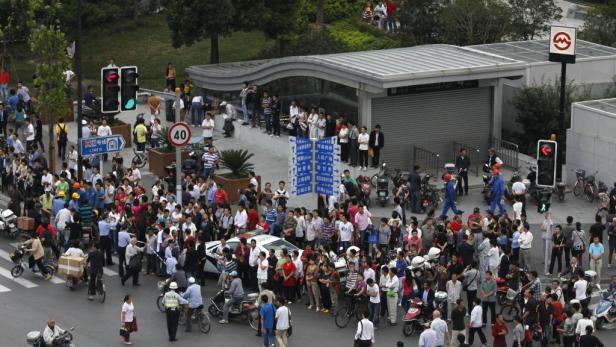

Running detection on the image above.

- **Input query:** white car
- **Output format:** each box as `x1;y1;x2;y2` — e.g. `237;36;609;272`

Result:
203;233;303;275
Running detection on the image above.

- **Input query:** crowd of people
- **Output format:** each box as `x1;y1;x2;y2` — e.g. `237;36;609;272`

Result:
0;64;612;347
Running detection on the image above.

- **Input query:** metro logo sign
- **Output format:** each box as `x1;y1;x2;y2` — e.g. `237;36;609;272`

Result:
549;26;576;63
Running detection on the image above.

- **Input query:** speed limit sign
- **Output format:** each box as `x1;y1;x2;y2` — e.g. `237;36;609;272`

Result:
167;122;192;147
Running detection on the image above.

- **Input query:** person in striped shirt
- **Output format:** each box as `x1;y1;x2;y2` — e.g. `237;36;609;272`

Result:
201;146;218;181
319;215;335;248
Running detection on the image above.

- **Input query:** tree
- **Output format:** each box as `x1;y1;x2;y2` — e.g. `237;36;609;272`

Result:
397;0;445;46
439;0;512;46
166;0;234;64
27;0;71;171
509;0;562;40
262;0;303;55
580;0;616;47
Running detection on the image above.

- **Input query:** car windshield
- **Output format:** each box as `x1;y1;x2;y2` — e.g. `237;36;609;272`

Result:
264;239;298;252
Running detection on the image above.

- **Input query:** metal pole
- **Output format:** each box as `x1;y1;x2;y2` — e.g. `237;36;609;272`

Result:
76;0;83;181
175;92;182;206
544;214;552;274
556;62;567;182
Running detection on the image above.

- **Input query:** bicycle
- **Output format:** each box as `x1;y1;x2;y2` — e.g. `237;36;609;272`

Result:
572;169;598;203
94;272;106;303
499;288;522;322
131;147;147;169
178;305;211;334
334;295;364;328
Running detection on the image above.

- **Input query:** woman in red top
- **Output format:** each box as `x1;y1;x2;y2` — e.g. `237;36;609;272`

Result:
491;313;508;347
407;229;423;254
282;254;297;303
246;205;259;231
255;215;270;234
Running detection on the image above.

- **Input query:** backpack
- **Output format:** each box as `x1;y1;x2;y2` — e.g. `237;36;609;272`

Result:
58;124;68;143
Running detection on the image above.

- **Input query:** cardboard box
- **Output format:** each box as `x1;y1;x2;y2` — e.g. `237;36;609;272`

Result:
17;217;34;230
58;256;85;277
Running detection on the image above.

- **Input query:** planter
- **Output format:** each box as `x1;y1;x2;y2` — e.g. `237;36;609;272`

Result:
214;174;261;204
39;101;74;124
111;122;132;147
148;148;189;178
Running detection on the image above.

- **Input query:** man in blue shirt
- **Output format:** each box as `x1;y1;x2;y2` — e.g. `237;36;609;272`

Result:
98;214;118;266
259;294;276;347
117;229;132;278
439;173;462;220
52;192;66;216
589;236;605;280
489;170;506;215
181;277;203;332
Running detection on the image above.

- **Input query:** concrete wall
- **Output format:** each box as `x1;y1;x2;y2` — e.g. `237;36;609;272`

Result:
565;103;616;187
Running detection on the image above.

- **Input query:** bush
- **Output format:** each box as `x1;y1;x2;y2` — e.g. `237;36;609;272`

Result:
299;0;362;23
219;149;255;178
327;20;400;51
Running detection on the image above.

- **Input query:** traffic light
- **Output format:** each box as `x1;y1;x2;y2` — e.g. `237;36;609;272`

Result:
101;67;120;113
536;139;557;188
120;66;139;111
538;198;551;214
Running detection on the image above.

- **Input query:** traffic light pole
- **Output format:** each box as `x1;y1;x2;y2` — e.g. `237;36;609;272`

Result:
76;0;83;181
556;62;566;183
139;88;183;206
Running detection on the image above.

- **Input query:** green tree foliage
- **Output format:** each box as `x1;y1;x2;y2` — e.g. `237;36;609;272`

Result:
328;20;400;51
580;0;616;47
262;0;303;54
299;0;361;25
509;0;562;40
439;0;512;46
166;0;234;64
231;0;266;31
397;0;444;46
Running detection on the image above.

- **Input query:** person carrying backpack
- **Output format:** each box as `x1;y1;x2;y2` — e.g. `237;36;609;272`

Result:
55;117;68;158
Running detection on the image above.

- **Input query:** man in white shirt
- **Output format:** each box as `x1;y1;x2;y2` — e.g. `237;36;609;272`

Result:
256;251;269;292
573;272;588;303
24;118;35;149
354;312;375;346
419;325;438;347
201;112;215;144
43;320;66;346
518;225;533;270
248;239;259;287
366;278;380;327
234;205;248;232
90;167;102;187
575;310;594;336
385;268;399;324
190;95;204;126
511;176;527;215
54;206;73;244
41;167;53;187
430;310;449;347
97;119;112;161
468;298;487;346
338;214;354;251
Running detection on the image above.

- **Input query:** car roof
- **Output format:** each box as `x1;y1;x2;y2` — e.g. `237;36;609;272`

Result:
204;234;286;249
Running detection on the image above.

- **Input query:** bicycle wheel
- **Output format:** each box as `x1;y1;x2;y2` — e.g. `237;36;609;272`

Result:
98;281;106;303
199;313;211;334
334;306;352;328
11;265;23;278
573;182;582;196
157;295;166;313
500;304;518;323
132;155;146;169
585;185;595;203
178;310;187;326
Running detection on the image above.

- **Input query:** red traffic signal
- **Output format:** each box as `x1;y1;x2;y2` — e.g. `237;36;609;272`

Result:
536;140;557;187
540;144;552;157
101;67;120;113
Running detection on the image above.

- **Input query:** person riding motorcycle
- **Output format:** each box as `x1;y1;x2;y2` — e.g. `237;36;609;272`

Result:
219;271;244;324
42;320;65;347
23;232;52;280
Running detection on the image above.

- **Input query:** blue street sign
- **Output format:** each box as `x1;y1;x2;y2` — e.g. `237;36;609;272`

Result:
289;137;313;196
80;135;126;156
315;137;340;196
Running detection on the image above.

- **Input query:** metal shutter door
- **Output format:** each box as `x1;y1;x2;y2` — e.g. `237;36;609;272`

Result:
371;87;492;170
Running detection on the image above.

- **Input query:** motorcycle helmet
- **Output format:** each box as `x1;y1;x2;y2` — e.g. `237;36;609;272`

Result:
410;256;426;270
346;246;360;258
442;173;452;182
427;247;441;260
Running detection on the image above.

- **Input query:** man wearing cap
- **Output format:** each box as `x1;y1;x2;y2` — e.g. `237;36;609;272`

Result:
40;187;53;217
181;277;203;332
219;271;244;324
52;191;66;217
163;281;188;341
69;192;81;211
488;169;506;216
439;173;462;220
81;119;90;139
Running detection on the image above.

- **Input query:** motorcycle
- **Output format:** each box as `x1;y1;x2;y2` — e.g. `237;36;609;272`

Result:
207;289;259;330
419;174;440;213
594;291;616;330
402;297;430;336
496;268;531;305
0;208;18;238
10;245;56;278
26;327;74;347
408;253;437;285
357;175;372;208
375;163;389;207
526;166;552;205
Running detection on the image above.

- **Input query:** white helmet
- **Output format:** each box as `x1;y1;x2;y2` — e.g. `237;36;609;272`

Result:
427;247;441;260
346;246;360;258
410;256;426;270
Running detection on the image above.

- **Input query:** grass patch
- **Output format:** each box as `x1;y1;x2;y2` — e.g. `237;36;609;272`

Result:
6;14;274;90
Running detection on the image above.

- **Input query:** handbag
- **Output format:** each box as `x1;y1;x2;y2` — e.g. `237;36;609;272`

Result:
120;325;129;337
129;317;138;332
287;309;293;337
128;253;142;271
368;148;374;158
462;269;477;291
573;231;585;252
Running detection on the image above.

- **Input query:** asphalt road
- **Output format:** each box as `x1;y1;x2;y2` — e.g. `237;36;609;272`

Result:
0;239;616;347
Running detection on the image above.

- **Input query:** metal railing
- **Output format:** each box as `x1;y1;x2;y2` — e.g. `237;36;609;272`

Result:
491;137;519;170
413;146;440;177
452;142;482;177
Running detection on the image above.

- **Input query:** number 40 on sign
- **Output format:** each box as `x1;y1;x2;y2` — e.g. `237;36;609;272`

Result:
167;122;192;147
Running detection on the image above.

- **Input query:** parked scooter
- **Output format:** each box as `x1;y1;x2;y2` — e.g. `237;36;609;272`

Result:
402;297;430;336
419;174;440;213
375;163;389;207
594;291;616;330
0;208;18;238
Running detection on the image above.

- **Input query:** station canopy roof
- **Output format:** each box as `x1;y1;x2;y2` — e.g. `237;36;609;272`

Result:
187;44;527;92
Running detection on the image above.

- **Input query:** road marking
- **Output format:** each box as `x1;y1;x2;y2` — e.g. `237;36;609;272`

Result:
103;267;118;276
0;284;11;292
0;266;38;288
0;249;63;284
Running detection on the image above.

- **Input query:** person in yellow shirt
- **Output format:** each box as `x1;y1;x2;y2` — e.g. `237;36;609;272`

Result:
55;117;69;158
133;119;148;152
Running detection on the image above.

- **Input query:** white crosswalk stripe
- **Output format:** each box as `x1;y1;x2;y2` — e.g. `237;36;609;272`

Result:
0;284;10;293
0;266;38;288
102;267;118;276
